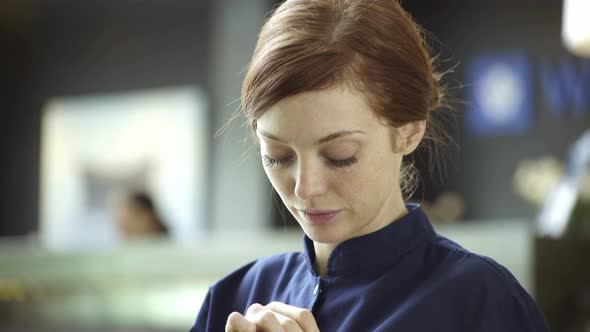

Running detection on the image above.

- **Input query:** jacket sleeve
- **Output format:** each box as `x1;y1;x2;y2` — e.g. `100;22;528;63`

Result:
188;259;260;332
189;288;213;332
469;267;550;332
503;283;550;332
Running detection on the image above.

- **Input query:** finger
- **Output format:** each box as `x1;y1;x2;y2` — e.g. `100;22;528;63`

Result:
274;312;305;332
245;303;284;332
226;311;256;332
265;302;319;332
246;303;303;332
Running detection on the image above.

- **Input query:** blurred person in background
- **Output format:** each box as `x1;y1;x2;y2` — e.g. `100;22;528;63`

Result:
109;189;169;240
191;0;549;331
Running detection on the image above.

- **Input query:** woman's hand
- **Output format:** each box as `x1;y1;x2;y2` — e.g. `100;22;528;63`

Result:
225;302;320;332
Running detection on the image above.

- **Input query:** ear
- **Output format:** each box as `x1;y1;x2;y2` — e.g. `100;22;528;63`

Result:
391;120;426;155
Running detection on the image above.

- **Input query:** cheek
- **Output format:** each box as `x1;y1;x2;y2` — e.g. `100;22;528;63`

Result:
264;168;292;198
326;166;370;209
340;154;395;207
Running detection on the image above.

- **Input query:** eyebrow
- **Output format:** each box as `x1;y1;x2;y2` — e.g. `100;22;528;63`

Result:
257;129;366;145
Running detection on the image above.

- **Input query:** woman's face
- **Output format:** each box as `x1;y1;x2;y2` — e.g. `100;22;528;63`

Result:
256;84;406;244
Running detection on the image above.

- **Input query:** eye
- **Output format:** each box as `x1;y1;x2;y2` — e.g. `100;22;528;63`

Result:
262;155;358;168
327;156;358;168
262;155;292;168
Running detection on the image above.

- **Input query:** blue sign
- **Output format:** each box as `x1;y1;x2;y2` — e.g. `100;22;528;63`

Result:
466;54;533;137
540;57;590;117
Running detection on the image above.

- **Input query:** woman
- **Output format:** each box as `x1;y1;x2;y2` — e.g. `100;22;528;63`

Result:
191;0;549;331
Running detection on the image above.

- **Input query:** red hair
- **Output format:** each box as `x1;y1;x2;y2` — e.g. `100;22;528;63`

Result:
241;0;449;197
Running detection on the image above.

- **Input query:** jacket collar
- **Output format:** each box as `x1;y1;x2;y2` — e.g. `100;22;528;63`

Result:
303;204;435;278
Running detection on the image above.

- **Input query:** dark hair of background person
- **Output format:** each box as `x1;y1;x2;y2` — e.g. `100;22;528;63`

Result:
129;191;169;235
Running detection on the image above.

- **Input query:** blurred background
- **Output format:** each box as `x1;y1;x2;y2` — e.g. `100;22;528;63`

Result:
0;0;589;331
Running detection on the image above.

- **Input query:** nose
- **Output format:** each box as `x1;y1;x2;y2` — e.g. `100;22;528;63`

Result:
294;159;328;201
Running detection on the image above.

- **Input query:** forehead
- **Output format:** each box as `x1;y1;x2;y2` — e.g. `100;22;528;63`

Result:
257;85;382;141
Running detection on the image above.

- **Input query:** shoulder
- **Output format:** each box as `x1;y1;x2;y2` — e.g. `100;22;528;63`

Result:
429;234;521;289
428;234;549;331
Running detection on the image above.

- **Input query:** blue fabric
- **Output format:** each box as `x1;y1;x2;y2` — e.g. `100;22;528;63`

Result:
190;204;549;331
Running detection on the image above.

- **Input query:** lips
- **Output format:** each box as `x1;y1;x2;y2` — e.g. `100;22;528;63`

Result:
300;210;342;224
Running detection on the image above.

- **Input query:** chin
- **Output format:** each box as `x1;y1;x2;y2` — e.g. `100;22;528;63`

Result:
300;223;353;245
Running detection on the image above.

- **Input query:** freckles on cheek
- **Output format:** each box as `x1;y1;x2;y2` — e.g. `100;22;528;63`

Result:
349;157;388;195
335;168;367;198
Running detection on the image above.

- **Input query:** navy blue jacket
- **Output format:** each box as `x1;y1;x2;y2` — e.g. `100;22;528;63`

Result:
190;204;549;331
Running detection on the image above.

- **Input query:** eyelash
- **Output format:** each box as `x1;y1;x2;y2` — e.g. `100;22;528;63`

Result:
262;155;358;168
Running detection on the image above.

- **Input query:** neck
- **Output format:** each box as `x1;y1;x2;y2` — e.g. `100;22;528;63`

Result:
312;192;408;278
313;242;337;277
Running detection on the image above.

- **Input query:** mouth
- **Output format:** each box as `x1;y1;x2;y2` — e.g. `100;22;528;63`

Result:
299;209;342;224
